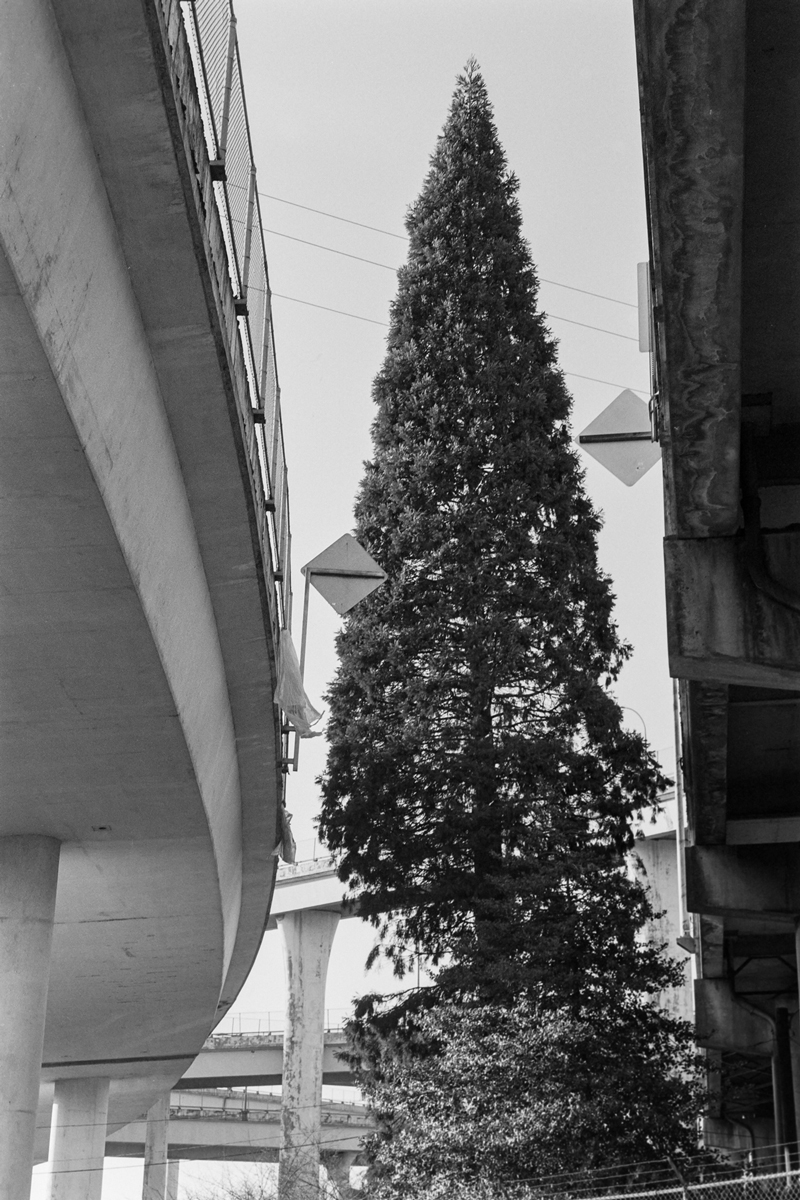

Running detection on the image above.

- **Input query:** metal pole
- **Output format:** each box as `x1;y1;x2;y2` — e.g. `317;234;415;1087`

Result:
292;572;312;773
299;571;312;682
673;678;690;942
776;1007;797;1168
259;293;272;408
241;165;256;301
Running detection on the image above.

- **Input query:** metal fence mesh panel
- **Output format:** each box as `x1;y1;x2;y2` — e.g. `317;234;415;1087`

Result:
160;0;292;639
508;1152;800;1200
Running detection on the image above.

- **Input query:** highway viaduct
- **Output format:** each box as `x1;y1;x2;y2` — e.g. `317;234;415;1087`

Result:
0;0;293;1195
635;0;800;1158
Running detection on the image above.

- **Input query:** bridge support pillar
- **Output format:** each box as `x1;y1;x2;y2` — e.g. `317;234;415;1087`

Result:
46;1076;110;1200
166;1159;180;1200
278;909;341;1200
143;1094;170;1199
0;835;60;1200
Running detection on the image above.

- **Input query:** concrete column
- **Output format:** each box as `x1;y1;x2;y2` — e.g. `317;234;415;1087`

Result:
46;1076;110;1200
166;1159;180;1200
143;1094;170;1200
0;835;60;1200
278;909;341;1200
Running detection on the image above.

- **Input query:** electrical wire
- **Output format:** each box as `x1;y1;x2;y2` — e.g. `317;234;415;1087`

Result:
266;288;637;342
230;183;638;307
260;285;650;390
548;314;637;342
255;188;408;240
262;226;398;272
270;291;389;327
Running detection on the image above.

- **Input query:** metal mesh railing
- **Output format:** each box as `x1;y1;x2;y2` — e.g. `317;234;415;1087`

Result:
155;0;292;707
210;1010;350;1038
501;1149;800;1200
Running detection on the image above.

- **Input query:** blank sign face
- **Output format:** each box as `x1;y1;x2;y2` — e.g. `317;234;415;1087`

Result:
303;534;386;614
578;389;661;487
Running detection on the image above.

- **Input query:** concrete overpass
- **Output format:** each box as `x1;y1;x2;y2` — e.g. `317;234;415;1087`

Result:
635;0;800;1156
267;856;356;930
180;1029;355;1089
0;0;292;1193
107;1088;372;1163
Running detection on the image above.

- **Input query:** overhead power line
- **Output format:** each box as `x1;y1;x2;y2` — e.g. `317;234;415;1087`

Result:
270;291;389;327
267;291;647;392
231;183;638;307
564;371;648;395
263;226;397;272
256;188;408;240
548;314;638;342
542;278;636;308
267;287;636;343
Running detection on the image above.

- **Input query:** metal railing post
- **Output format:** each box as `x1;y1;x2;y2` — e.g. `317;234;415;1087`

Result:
241;164;256;302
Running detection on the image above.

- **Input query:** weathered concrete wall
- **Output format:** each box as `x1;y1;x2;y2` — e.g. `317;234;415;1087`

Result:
635;0;745;540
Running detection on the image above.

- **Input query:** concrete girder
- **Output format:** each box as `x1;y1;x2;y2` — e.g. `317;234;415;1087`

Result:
695;978;775;1056
666;535;800;686
687;844;800;918
106;1090;371;1163
681;681;728;845
634;0;745;539
179;1032;354;1089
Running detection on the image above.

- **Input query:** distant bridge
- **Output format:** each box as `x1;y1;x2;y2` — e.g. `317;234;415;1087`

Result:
107;1088;372;1163
181;1029;355;1088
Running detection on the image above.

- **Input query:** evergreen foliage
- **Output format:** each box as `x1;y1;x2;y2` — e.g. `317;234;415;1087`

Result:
351;997;702;1194
318;61;700;1187
319;59;667;999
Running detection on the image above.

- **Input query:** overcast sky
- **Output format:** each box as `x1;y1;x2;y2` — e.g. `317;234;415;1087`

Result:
38;3;671;1195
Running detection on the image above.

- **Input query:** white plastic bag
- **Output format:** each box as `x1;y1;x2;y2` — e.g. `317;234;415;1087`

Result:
274;629;323;738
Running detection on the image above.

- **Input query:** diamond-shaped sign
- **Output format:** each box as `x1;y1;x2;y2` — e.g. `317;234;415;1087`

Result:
577;389;661;487
302;534;386;615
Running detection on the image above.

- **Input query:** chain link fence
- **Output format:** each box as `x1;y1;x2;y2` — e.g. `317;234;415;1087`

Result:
501;1149;800;1200
155;0;292;659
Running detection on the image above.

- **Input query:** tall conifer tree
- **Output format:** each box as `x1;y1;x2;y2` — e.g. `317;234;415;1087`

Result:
319;62;669;1007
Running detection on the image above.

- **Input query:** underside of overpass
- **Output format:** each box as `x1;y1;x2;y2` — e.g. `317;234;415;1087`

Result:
0;0;289;1181
635;0;800;1153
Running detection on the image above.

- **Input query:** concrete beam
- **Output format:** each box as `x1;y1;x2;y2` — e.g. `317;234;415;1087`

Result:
727;817;800;844
687;843;800;917
179;1032;353;1089
681;681;728;844
634;0;745;539
106;1091;371;1163
665;535;800;687
695;978;775;1055
266;860;354;930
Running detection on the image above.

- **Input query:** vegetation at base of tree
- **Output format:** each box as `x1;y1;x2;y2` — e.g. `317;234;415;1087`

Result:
345;994;703;1196
317;59;703;1190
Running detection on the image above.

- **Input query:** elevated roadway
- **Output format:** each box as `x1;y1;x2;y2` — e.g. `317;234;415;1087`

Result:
180;1030;354;1089
0;0;291;1186
635;0;800;1155
107;1088;371;1163
266;856;356;930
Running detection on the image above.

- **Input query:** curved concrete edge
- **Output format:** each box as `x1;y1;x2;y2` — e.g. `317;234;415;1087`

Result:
0;0;241;978
137;0;285;1013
